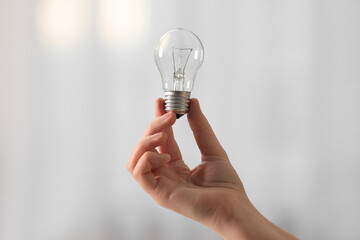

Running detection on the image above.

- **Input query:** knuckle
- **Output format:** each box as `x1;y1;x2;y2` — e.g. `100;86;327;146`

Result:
132;167;140;179
126;162;132;172
149;120;158;131
133;161;145;179
132;151;153;179
159;132;168;141
134;135;157;153
142;151;153;161
137;139;147;150
153;132;167;145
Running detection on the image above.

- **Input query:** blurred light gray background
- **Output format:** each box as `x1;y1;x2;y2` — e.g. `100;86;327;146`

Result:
1;0;360;239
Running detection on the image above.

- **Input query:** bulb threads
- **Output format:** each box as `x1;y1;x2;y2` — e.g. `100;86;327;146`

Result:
164;91;191;119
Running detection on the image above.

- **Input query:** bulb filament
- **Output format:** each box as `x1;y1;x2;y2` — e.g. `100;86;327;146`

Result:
172;47;192;91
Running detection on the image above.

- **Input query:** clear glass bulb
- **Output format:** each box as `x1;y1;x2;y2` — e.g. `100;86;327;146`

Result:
155;28;204;118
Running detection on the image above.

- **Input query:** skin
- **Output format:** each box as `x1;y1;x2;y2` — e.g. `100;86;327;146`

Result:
127;98;299;240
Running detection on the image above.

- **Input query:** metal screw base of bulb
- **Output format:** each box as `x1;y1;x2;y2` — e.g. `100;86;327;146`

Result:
164;91;191;119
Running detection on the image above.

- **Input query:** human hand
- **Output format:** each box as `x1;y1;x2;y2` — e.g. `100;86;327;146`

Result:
127;98;298;240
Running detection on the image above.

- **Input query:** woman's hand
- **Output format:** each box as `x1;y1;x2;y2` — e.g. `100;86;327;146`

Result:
127;98;298;240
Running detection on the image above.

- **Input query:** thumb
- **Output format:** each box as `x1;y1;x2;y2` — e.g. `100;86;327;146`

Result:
187;98;227;158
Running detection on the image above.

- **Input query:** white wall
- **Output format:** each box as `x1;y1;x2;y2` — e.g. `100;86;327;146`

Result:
1;0;360;239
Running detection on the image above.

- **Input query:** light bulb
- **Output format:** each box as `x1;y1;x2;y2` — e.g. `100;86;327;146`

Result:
155;28;204;119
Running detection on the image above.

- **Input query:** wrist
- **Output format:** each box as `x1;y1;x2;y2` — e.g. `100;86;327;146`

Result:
202;195;257;239
216;199;262;240
211;198;299;240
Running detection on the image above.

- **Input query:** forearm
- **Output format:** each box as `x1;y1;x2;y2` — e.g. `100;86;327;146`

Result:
211;200;299;240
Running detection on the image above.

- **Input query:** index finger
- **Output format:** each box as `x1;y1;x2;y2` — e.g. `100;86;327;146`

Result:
155;98;182;160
